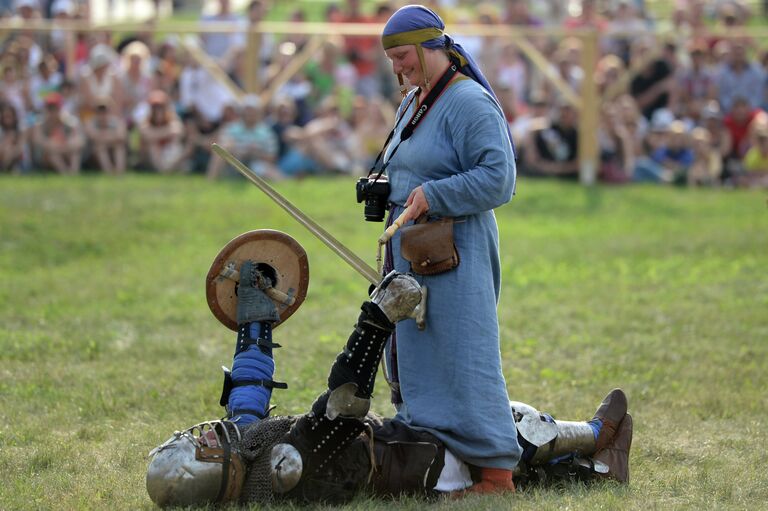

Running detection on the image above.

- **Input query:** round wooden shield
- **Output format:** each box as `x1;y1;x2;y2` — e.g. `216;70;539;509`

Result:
206;230;309;331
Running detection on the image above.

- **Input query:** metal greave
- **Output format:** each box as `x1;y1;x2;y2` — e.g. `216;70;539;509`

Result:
530;421;596;463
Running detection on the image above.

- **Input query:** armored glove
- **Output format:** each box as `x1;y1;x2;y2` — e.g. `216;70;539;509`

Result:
237;260;280;325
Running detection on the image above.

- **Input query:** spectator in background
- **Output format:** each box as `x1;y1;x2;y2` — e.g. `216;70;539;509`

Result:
12;0;38;22
700;100;733;171
669;40;716;119
272;44;313;125
84;97;127;175
595;54;624;99
598;103;636;183
200;0;246;63
633;109;674;183
207;94;279;180
606;1;647;64
120;41;153;128
78;44;123;121
740;122;768;186
279;96;358;176
348;94;394;171
508;91;551;155
563;0;608;31
138;89;184;173
178;60;232;126
552;39;583;99
269;95;301;168
245;0;275;79
615;94;648;159
373;2;398;102
57;79;78;117
50;0;75;52
0;102;25;172
629;38;674;120
32;92;84;175
28;54;62;113
304;38;356;113
338;0;380;98
522;101;580;178
714;41;765;112
179;105;221;174
151;39;183;97
0;59;29;123
503;0;542;26
648;120;693;184
493;42;527;104
687;127;722;186
723;95;764;172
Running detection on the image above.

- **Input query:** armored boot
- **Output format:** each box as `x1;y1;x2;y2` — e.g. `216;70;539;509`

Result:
594;413;633;483
593;388;628;451
270;273;421;494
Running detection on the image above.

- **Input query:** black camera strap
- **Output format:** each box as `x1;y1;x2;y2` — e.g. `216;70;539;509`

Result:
367;63;460;182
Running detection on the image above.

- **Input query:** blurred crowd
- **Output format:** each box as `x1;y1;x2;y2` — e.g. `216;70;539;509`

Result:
2;0;768;187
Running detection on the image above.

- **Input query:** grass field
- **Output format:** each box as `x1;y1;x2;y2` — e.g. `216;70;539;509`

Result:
1;175;767;510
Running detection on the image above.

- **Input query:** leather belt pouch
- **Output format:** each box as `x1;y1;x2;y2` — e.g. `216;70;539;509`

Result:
399;217;459;275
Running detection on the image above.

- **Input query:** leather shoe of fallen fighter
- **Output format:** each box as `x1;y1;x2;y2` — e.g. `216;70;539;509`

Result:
593;413;633;483
593;388;628;451
370;271;421;324
461;468;515;496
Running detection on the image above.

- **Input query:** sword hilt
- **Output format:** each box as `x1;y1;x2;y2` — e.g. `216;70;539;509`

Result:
378;208;410;245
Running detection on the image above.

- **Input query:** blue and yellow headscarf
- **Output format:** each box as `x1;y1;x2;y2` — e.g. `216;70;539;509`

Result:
382;5;512;146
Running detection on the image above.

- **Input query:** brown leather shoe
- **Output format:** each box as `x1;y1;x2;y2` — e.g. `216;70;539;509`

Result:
593;388;628;451
593;413;633;483
463;468;515;495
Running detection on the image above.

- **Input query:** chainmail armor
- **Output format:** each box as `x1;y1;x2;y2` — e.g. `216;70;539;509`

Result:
237;415;298;504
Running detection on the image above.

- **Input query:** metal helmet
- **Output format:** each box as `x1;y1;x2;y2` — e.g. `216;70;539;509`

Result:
146;420;246;507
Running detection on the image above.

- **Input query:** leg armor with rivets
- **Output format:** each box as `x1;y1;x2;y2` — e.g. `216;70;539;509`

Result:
269;272;422;495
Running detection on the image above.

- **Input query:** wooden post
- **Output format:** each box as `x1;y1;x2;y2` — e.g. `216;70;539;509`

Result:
65;27;76;81
578;29;599;185
244;26;262;94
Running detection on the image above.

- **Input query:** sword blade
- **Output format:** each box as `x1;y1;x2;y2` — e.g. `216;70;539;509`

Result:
212;144;381;286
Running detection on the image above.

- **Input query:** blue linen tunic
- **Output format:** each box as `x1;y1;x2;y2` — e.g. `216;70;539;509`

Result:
383;78;522;469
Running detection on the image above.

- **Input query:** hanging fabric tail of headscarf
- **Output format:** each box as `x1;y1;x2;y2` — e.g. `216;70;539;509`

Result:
381;4;515;152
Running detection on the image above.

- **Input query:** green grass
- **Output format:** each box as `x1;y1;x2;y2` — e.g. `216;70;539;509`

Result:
1;175;767;510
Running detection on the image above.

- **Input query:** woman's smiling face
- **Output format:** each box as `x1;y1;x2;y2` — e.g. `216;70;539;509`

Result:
385;45;424;87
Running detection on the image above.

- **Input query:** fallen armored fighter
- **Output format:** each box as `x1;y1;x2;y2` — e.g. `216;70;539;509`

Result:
146;231;632;507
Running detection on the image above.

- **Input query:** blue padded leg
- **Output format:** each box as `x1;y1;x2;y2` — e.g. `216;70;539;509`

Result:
228;322;281;426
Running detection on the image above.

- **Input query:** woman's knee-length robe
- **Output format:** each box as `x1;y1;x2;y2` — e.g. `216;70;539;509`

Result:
383;78;522;469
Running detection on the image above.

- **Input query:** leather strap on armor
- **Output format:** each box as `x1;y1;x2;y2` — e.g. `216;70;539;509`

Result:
236;322;281;355
327;302;393;397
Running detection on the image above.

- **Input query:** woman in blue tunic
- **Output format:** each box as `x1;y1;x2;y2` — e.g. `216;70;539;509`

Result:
379;5;522;493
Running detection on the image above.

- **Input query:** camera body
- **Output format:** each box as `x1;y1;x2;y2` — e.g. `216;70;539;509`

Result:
356;176;390;222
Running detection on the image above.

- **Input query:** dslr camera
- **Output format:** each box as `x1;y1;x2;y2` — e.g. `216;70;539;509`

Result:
355;175;390;222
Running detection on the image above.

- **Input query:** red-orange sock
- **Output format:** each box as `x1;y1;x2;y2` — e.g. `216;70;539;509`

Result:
465;468;515;494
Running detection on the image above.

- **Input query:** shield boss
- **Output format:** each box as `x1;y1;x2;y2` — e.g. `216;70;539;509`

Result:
206;230;309;330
